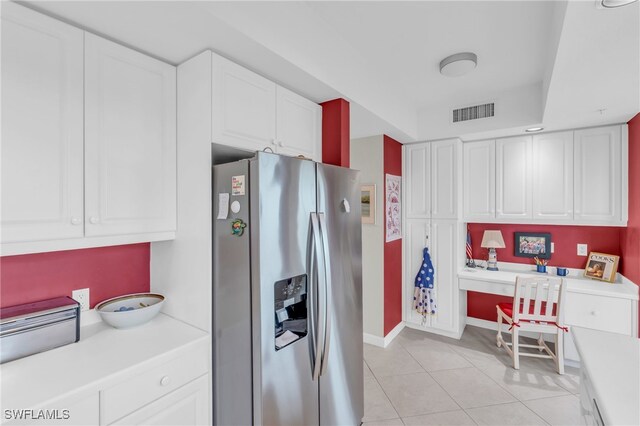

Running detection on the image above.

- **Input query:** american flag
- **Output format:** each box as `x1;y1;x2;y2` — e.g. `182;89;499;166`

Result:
466;231;473;260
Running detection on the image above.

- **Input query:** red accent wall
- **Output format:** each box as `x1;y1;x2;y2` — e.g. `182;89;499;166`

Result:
467;223;623;320
383;135;403;335
620;113;640;335
320;98;350;167
0;244;150;309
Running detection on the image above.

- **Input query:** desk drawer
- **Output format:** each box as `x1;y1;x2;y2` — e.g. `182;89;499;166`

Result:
101;345;208;424
564;292;632;335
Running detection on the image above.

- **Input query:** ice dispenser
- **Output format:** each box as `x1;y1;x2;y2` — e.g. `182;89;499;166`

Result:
274;275;308;350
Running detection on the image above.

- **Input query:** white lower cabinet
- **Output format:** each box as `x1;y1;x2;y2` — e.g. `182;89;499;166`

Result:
109;375;209;426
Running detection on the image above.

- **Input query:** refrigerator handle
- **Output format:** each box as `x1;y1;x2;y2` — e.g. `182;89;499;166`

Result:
318;213;332;377
309;213;326;381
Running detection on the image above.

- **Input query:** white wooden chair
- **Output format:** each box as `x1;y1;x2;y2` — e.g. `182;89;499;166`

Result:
496;276;568;374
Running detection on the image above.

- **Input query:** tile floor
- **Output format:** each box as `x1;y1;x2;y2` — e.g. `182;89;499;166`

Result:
363;326;582;426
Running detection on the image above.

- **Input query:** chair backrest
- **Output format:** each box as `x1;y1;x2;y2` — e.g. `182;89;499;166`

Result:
512;276;566;325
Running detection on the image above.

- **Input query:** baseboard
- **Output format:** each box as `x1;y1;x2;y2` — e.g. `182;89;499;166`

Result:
404;322;464;340
363;322;405;348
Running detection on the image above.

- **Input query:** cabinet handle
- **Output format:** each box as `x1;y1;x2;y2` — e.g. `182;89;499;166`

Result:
160;376;171;386
590;310;598;316
271;139;277;145
278;140;285;147
71;217;81;225
89;216;99;224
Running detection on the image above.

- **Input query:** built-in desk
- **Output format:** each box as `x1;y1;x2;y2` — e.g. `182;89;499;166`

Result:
458;264;639;362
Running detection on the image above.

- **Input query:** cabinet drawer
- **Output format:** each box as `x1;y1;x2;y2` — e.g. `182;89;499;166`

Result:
564;292;632;335
101;347;208;424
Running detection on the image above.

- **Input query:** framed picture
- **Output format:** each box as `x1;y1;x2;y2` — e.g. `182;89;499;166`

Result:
584;252;620;283
385;174;401;242
514;232;551;259
361;184;376;224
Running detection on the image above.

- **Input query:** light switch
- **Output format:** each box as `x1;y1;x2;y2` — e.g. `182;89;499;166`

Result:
577;244;588;256
551;242;555;253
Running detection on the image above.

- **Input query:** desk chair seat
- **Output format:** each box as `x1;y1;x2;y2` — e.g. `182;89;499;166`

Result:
496;276;567;374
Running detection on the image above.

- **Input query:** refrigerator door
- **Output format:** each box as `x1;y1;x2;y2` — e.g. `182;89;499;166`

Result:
250;152;320;425
316;163;364;426
212;160;253;426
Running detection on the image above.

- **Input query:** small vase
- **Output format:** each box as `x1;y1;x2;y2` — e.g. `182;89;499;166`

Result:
536;265;547;273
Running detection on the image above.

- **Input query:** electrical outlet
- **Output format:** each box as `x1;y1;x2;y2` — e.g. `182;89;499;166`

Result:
72;288;90;311
577;244;588;256
551;242;555;253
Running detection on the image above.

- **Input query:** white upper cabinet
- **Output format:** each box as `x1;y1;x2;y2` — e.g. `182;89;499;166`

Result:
574;125;625;225
532;131;574;222
211;53;321;161
276;86;322;160
431;139;460;219
404;143;431;218
463;140;496;221
462;125;627;226
1;3;84;243
212;54;276;152
496;136;532;220
84;34;176;237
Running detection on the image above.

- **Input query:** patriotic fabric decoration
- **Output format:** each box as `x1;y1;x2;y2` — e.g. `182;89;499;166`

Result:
466;230;476;267
414;247;436;323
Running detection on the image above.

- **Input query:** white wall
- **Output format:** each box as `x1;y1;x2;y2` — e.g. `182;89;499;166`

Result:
351;136;385;338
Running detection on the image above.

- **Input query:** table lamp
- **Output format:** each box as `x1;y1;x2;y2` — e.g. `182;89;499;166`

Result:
481;230;505;271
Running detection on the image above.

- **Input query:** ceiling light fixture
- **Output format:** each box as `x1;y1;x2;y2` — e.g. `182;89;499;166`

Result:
525;127;544;133
439;52;477;77
600;0;638;7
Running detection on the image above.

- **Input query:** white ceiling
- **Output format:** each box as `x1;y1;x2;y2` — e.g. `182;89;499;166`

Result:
19;0;640;143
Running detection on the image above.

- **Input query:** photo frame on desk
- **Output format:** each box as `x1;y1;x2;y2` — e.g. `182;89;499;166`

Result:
584;252;619;283
514;232;551;259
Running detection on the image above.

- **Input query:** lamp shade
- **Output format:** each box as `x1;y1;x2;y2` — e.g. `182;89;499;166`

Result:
481;230;505;249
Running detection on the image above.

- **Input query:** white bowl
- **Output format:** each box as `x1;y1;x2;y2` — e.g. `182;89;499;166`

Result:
96;293;164;329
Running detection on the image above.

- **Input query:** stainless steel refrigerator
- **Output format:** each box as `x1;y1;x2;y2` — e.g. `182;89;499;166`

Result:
213;152;363;426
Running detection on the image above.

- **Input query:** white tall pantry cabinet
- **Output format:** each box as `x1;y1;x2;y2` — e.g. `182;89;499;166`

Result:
403;139;466;339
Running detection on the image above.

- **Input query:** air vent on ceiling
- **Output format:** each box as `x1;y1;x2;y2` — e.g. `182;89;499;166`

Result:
452;103;495;123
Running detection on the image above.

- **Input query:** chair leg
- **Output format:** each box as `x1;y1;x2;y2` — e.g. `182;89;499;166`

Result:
512;328;520;370
556;331;564;375
537;334;545;351
496;312;503;348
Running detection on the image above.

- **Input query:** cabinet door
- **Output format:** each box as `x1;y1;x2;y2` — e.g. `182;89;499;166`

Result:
405;144;431;219
404;219;430;325
431;139;460;219
275;86;321;161
532;131;574;222
212;54;276;152
430;220;460;333
1;3;84;243
85;34;176;237
496;136;532;220
574;126;623;225
111;375;209;426
463;140;495;221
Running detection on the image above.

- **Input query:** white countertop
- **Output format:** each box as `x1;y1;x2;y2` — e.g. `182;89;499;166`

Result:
458;265;639;300
572;327;640;426
0;313;209;411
